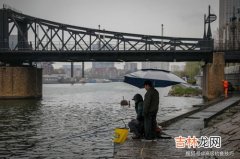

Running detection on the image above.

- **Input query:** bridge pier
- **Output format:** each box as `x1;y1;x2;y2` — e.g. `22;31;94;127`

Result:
0;66;42;99
202;52;225;100
0;8;9;50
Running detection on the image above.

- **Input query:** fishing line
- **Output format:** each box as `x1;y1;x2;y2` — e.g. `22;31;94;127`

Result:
60;117;133;140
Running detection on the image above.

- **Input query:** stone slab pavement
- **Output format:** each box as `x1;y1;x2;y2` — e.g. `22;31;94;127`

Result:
114;97;240;159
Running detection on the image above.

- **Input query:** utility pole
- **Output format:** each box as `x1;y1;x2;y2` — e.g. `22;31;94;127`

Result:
98;25;101;49
71;62;74;78
161;24;164;47
82;62;84;78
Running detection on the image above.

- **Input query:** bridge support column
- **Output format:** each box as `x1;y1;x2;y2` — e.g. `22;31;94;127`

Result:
202;52;225;100
0;9;9;50
0;66;42;99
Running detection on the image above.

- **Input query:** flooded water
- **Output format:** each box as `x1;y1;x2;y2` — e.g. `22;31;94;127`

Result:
0;82;202;158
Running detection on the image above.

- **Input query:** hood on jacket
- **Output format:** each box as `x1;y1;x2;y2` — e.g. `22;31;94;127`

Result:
132;94;143;103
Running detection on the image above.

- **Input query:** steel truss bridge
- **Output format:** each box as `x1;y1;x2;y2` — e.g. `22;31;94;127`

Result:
0;8;221;63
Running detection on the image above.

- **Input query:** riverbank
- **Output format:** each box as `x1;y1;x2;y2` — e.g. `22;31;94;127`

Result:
168;84;202;97
114;96;240;159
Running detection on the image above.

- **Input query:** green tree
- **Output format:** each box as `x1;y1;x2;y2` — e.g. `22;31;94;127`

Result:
184;62;202;83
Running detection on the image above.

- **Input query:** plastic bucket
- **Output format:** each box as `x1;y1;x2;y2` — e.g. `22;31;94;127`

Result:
113;128;129;144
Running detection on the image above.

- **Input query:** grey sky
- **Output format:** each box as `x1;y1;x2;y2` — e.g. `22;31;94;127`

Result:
1;0;219;38
1;0;219;69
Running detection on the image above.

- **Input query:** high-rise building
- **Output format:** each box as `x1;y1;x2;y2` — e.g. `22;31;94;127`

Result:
62;65;82;77
219;0;240;50
91;43;114;69
142;62;169;71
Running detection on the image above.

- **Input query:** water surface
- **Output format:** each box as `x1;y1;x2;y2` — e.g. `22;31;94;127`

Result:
0;83;202;158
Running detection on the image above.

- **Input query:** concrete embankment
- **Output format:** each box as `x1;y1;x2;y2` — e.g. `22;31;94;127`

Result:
0;66;42;99
114;96;240;159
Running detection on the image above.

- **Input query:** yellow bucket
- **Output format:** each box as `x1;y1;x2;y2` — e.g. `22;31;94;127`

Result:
113;128;129;144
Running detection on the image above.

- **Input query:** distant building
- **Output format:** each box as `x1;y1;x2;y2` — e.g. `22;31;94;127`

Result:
88;41;117;79
219;0;240;28
219;0;240;50
124;62;137;73
62;65;82;77
91;62;116;79
92;62;114;69
91;43;115;70
90;67;118;79
218;0;240;76
142;62;169;71
41;62;54;75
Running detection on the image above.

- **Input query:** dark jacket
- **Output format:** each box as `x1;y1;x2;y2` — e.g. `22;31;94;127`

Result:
143;87;159;116
132;94;144;121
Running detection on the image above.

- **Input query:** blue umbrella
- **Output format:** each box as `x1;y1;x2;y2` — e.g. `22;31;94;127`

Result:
124;69;186;88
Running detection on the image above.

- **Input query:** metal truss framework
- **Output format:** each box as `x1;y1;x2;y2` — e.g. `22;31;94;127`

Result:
0;8;214;63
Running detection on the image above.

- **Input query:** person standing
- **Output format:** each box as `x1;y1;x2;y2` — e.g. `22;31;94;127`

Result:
143;80;159;140
223;80;229;98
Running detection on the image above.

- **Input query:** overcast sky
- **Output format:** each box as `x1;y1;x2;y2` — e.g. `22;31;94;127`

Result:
1;0;219;37
1;0;219;68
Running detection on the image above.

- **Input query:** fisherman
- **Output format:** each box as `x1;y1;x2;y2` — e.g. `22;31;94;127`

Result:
128;94;144;139
143;80;159;140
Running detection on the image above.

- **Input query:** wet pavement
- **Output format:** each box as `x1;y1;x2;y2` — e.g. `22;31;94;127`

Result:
200;106;240;158
114;96;240;159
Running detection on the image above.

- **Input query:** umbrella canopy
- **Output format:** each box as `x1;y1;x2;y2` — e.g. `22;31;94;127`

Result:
124;69;186;88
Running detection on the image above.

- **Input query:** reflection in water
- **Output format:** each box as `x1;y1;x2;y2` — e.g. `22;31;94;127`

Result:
0;83;202;158
0;100;42;157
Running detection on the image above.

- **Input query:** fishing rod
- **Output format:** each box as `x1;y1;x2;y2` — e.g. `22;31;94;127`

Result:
60;117;133;140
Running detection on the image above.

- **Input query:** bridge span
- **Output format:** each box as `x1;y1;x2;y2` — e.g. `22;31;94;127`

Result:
0;8;214;63
0;7;238;101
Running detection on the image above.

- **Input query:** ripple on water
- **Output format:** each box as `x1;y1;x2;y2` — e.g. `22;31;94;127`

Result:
0;83;202;158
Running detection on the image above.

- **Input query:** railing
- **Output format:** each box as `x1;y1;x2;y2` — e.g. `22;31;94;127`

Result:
0;39;213;52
